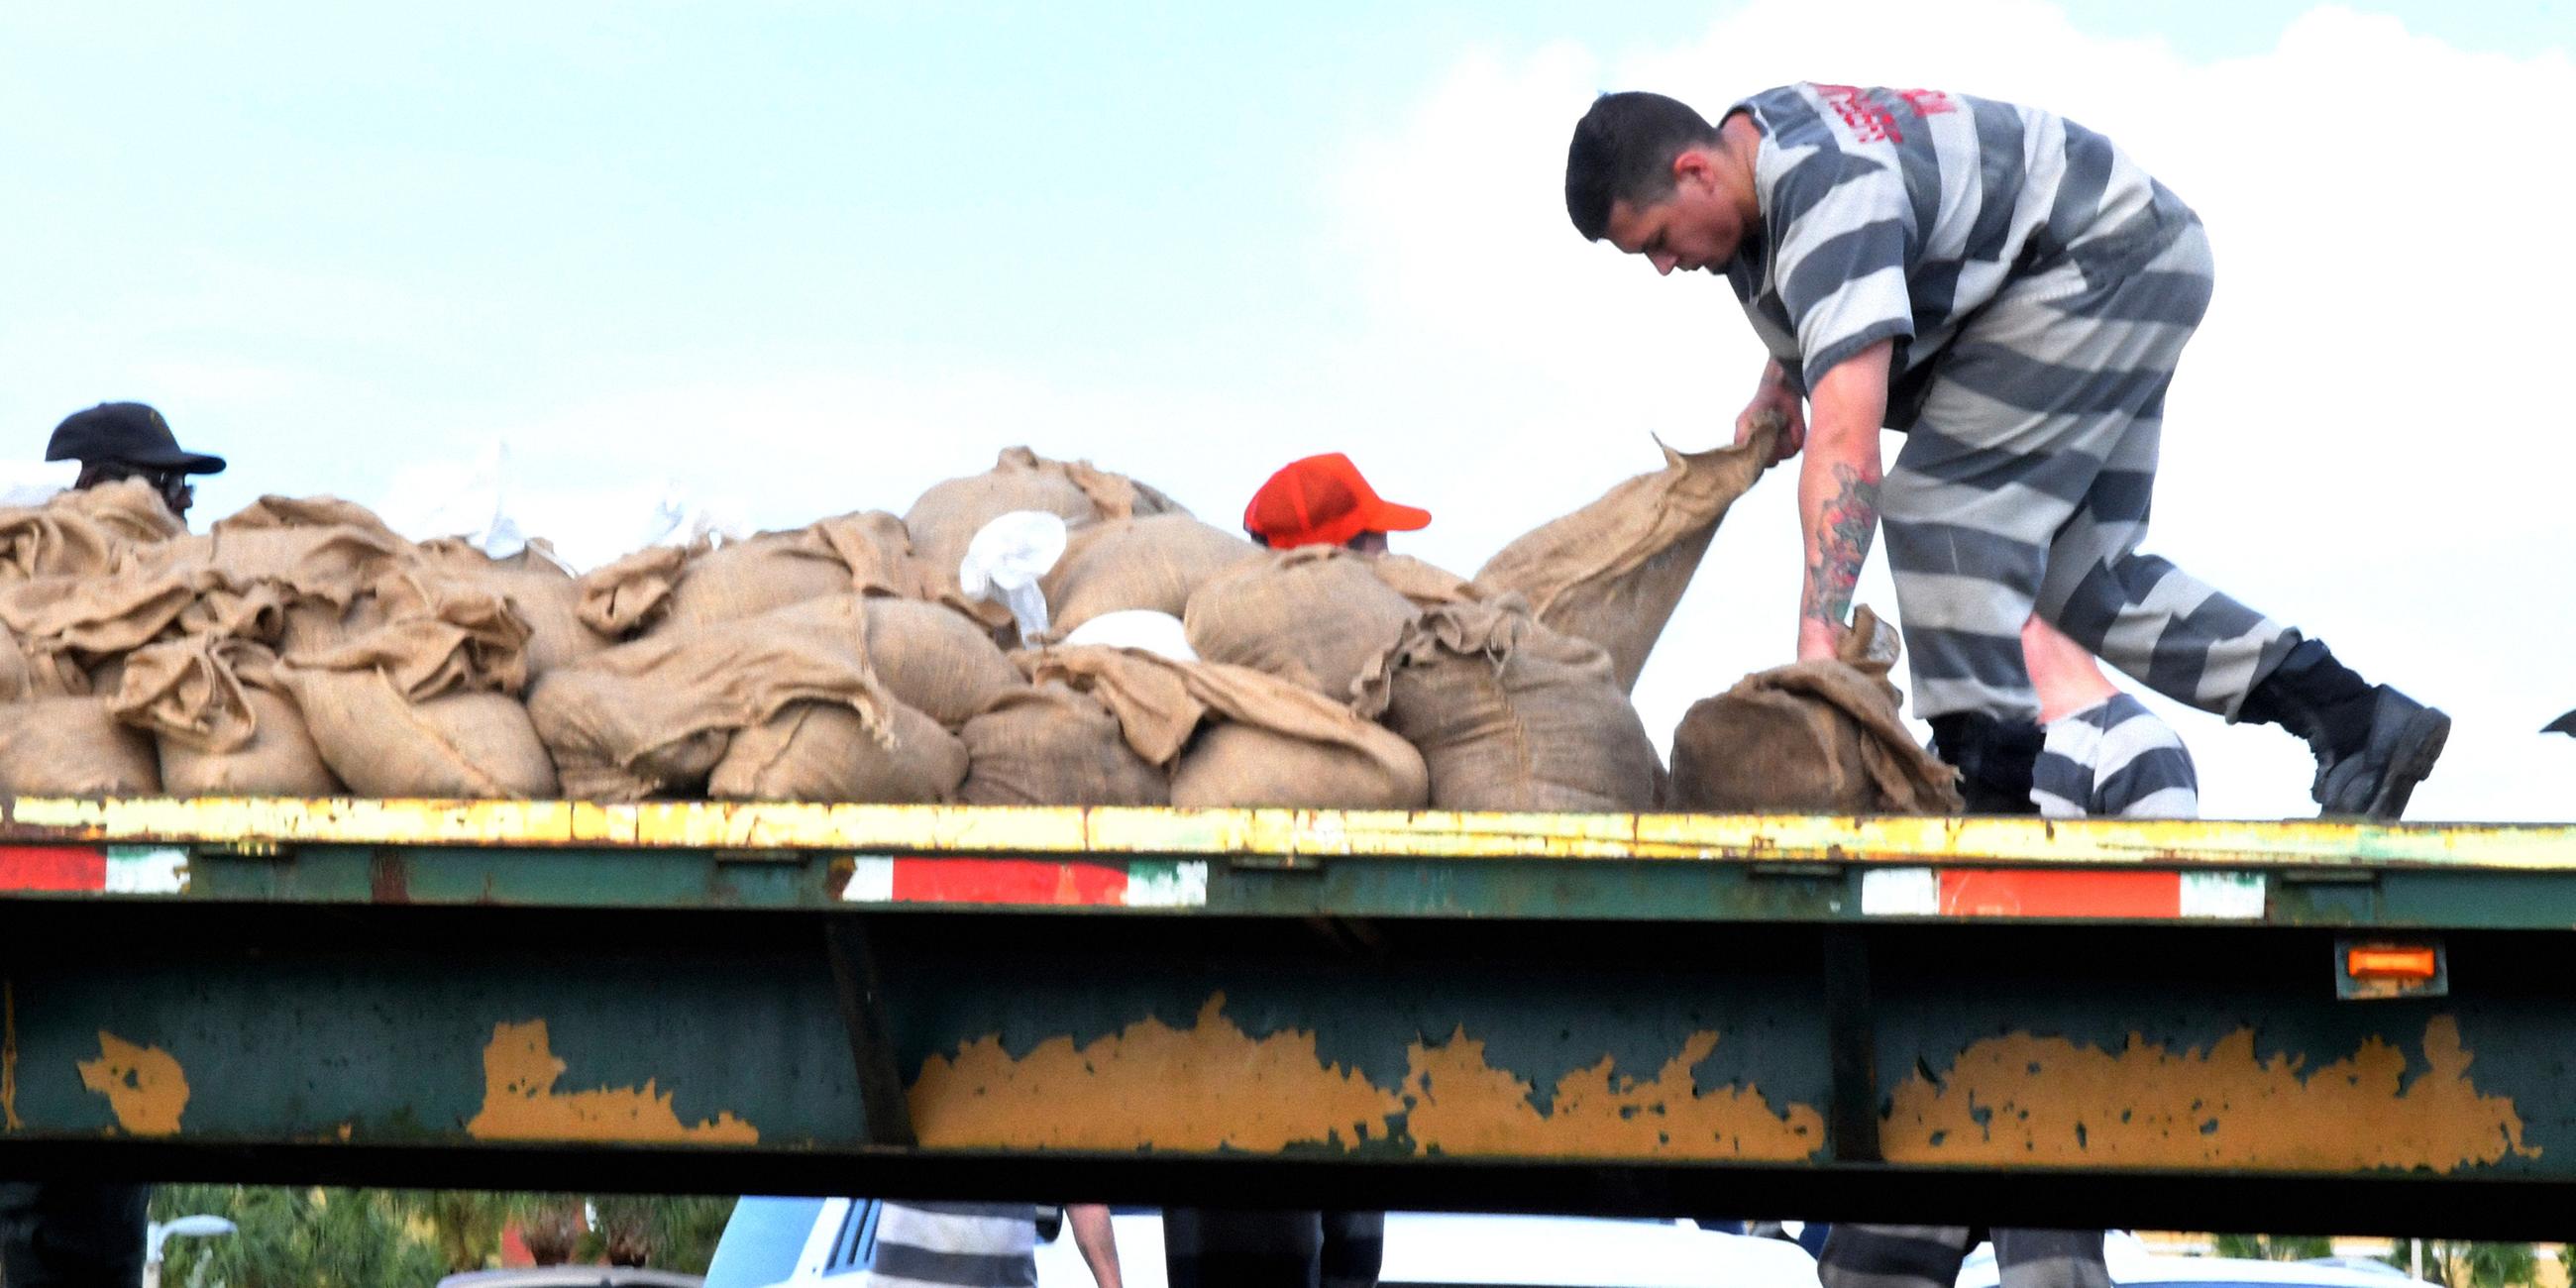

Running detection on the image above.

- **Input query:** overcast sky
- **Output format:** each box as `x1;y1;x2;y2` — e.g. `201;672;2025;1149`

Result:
4;1;2569;820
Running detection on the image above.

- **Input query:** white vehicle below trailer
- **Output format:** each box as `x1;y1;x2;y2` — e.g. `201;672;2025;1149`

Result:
700;1199;1820;1288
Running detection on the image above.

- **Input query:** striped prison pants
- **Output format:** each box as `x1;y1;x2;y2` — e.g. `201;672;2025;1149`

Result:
1821;1224;2111;1288
2033;693;2200;818
1880;220;2294;723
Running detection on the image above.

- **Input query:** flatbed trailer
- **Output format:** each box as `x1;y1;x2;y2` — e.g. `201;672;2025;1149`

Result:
1;799;2572;1236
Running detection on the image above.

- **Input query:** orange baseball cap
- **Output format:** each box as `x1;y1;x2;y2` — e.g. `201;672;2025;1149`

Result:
1243;454;1432;549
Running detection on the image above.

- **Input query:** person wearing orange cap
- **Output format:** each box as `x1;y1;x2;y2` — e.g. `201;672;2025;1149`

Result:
1241;453;1430;554
1152;454;1415;1288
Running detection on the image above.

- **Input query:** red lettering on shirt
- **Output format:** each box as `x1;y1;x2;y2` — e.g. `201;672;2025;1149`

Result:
1812;85;1957;145
1814;83;1905;144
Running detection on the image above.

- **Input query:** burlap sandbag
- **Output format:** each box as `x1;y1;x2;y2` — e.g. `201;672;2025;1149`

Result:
0;480;183;583
956;682;1170;806
1355;595;1661;812
0;572;199;676
0;623;86;701
527;595;894;801
904;447;1181;595
1473;418;1781;693
0;697;161;797
282;668;556;799
1183;546;1420;702
838;597;1025;726
1666;608;1962;813
656;531;830;635
276;584;552;799
1369;555;1479;609
1029;646;1429;809
575;539;702;639
658;511;924;633
709;697;968;804
1038;516;1261;640
131;494;414;607
116;638;339;797
417;539;608;678
294;576;532;700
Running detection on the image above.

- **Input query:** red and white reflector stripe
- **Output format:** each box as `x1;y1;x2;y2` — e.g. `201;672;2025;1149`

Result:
840;856;1208;909
0;846;188;897
1861;866;2263;919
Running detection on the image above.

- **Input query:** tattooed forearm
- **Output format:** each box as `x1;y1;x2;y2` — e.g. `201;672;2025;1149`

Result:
1802;463;1880;631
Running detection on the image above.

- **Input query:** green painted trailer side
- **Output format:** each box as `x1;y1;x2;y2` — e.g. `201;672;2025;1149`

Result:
2;800;2572;1235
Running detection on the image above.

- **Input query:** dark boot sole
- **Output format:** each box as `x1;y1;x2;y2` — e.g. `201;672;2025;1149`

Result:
2362;706;2451;821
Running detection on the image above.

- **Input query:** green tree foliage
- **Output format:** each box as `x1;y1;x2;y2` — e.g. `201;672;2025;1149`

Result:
150;1186;736;1284
2213;1234;2335;1261
150;1184;444;1288
2385;1239;2540;1288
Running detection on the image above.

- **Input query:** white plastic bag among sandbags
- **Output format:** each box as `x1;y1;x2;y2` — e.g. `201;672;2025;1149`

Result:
1183;545;1420;703
904;447;1183;600
1355;595;1661;812
958;510;1069;640
1061;610;1197;661
1473;419;1780;693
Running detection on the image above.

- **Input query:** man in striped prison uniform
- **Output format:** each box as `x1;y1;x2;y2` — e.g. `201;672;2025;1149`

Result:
1780;624;2196;1288
1561;83;2446;819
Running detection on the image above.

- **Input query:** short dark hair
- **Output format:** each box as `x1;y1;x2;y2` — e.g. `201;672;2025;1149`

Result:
1564;91;1723;242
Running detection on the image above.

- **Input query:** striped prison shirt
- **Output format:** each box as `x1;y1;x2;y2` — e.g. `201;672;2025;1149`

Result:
1721;82;2198;427
2031;694;2200;818
861;1201;1039;1288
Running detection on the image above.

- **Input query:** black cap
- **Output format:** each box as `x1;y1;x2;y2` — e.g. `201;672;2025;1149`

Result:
45;402;226;475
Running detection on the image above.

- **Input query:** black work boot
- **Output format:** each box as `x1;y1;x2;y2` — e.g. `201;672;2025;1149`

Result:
2238;635;2449;820
1926;712;2046;814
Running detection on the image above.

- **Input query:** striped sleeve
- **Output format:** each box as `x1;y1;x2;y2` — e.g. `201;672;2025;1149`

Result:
1770;150;1916;388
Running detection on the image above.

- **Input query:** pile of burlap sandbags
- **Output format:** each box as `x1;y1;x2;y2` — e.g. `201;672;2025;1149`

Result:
0;483;585;800
0;426;1968;818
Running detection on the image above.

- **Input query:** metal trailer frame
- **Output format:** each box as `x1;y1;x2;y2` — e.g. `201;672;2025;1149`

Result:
3;799;2573;1236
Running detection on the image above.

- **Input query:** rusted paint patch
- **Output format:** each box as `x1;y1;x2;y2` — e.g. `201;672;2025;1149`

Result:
465;1020;758;1144
909;995;1820;1160
908;993;1402;1150
1883;1016;2537;1172
1402;1029;1826;1160
76;1031;189;1135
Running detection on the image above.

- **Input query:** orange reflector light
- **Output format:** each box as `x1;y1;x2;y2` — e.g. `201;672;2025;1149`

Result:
2346;947;2439;981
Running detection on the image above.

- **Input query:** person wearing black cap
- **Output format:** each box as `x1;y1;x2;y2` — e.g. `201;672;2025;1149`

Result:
46;400;227;522
0;404;222;1287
